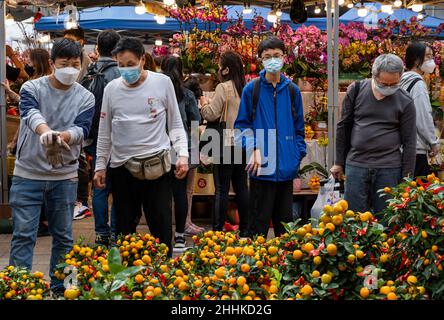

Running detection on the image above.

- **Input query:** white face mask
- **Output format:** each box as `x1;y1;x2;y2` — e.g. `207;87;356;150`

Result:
420;59;436;74
54;67;80;86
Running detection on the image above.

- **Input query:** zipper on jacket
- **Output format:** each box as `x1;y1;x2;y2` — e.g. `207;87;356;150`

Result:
274;87;279;182
17;133;27;160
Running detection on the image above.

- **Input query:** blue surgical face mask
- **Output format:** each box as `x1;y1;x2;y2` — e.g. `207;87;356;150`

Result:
119;64;141;85
373;78;399;96
263;57;284;74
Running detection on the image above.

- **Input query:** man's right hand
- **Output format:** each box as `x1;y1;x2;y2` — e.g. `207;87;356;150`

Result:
94;170;107;189
6;45;14;58
40;131;61;146
246;149;262;176
330;165;344;180
430;144;441;158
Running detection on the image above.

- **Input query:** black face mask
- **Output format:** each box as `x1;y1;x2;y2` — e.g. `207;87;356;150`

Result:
25;64;35;77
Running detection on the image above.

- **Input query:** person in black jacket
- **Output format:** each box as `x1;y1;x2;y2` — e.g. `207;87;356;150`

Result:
83;30;121;246
161;55;201;251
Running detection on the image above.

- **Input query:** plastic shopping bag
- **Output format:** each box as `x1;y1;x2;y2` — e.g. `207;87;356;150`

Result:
310;175;341;223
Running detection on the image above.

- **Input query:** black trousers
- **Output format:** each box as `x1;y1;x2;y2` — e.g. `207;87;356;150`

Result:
249;179;293;237
414;154;430;178
77;151;90;205
109;166;173;255
213;163;249;233
172;172;188;234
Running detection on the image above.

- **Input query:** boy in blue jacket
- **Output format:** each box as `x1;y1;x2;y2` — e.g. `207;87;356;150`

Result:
234;37;306;237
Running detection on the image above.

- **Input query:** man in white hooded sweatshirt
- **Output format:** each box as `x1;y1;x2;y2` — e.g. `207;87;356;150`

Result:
400;42;440;177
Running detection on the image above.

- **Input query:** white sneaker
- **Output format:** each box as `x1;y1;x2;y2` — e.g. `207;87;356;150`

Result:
73;202;92;220
173;236;188;252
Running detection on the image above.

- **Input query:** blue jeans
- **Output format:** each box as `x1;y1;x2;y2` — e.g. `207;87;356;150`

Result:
345;164;401;216
85;145;116;237
9;176;77;290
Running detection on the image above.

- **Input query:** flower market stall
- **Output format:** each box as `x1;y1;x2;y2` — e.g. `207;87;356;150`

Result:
2;0;444;205
1;0;444;304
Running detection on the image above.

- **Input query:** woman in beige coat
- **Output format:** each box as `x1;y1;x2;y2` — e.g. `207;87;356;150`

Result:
200;51;249;237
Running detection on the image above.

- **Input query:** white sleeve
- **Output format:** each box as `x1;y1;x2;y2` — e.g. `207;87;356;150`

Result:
165;78;189;158
95;86;113;171
412;83;440;148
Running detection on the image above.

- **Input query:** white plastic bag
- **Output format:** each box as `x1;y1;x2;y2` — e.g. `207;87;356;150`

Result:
310;175;341;223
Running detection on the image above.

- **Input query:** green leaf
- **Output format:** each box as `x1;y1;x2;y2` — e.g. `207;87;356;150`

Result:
110;279;126;292
108;247;124;274
108;247;122;266
117;266;144;279
109;264;126;275
299;162;329;178
282;285;297;296
91;281;107;300
344;242;355;254
271;268;282;283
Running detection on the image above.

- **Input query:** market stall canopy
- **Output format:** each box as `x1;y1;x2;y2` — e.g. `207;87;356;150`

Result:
5;16;35;45
341;2;444;37
34;5;333;41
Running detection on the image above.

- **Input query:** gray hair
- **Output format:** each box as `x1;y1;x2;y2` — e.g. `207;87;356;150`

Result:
371;54;404;78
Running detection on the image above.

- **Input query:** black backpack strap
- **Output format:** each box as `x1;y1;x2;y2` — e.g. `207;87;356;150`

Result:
97;61;118;74
352;80;361;109
406;78;422;93
251;78;261;122
343;80;361;171
288;83;297;120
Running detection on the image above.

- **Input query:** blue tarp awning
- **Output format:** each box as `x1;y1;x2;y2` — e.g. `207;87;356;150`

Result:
35;4;444;37
35;5;331;33
340;3;444;37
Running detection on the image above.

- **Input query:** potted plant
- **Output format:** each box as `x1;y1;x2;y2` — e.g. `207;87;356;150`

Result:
305;94;328;137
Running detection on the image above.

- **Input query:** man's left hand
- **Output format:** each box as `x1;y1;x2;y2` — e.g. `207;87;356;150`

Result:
175;156;189;179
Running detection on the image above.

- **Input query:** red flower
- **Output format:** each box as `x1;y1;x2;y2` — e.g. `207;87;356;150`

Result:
294;276;305;286
433;187;444;194
159;274;166;286
357;227;368;237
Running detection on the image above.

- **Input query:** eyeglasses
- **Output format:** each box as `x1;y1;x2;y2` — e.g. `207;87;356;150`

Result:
374;78;399;88
261;54;284;61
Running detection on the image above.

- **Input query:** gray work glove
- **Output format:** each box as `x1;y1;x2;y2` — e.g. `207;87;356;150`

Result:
42;132;71;167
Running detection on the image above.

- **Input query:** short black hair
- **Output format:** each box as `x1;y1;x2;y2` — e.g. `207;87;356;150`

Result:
112;37;145;59
51;38;83;63
405;42;428;70
63;27;85;41
257;36;286;58
97;29;121;57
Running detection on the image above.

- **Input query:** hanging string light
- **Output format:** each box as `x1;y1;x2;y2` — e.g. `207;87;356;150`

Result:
338;0;345;6
267;10;278;23
155;15;166;24
243;2;252;15
155;38;163;46
347;1;354;9
163;0;175;6
135;1;147;15
381;4;393;14
357;1;368;17
417;12;424;20
314;3;321;14
394;0;402;7
411;2;424;13
276;8;283;18
64;5;79;30
5;13;15;26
